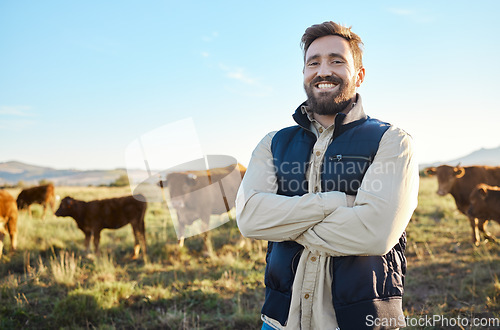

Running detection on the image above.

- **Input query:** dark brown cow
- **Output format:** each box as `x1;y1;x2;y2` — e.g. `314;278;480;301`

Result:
425;165;500;245
467;184;500;242
160;163;246;252
17;183;56;220
0;190;18;258
55;195;147;259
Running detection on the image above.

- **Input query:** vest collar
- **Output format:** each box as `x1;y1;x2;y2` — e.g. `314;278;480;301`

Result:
293;94;368;138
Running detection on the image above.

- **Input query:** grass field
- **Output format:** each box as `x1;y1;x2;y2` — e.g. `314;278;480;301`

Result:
1;178;500;329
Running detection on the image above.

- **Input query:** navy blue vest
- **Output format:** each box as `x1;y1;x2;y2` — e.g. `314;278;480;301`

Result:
262;103;407;329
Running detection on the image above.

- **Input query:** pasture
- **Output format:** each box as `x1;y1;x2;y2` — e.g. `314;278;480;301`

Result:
1;178;500;329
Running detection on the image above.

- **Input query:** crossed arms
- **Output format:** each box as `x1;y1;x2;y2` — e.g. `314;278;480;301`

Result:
235;126;419;256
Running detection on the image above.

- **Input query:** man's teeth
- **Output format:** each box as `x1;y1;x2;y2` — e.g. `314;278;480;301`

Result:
317;83;336;89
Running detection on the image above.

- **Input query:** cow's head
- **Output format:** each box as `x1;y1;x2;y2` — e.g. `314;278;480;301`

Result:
16;198;27;210
161;172;200;209
55;196;76;217
425;165;465;196
468;184;489;219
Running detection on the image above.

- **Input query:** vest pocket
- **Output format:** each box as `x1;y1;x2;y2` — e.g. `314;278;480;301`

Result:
330;253;405;306
264;241;304;292
322;155;373;194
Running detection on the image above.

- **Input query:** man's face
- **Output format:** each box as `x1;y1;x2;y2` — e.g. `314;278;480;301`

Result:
303;35;364;115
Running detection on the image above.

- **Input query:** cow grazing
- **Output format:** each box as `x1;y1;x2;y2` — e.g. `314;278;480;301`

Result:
159;163;246;252
467;184;500;242
55;195;147;259
425;165;500;245
0;190;18;258
17;183;56;220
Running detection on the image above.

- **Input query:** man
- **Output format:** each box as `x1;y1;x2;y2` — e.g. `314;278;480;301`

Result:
236;21;419;330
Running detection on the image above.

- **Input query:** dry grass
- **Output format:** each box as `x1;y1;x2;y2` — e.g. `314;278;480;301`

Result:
1;180;500;329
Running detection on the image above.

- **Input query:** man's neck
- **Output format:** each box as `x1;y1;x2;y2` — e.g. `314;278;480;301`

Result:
313;97;357;128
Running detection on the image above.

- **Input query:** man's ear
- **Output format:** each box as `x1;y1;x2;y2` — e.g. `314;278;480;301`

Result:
356;67;365;87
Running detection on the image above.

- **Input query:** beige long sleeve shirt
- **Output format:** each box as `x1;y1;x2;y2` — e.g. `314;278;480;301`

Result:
236;96;419;329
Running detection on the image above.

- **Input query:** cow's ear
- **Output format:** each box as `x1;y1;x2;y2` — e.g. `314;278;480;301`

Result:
478;187;488;200
454;167;465;178
425;167;436;176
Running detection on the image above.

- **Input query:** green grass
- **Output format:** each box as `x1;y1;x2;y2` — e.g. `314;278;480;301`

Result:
1;180;500;329
404;177;500;329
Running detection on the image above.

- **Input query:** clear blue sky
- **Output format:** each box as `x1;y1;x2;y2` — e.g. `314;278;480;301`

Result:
1;0;499;170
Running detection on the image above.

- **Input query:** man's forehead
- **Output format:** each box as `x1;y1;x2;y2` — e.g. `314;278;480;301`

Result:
305;35;353;60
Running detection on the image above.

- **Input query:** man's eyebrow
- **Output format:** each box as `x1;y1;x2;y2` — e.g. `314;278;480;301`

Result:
305;54;320;63
328;53;348;63
305;53;348;63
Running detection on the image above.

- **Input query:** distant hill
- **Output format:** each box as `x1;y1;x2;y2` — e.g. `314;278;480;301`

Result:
0;161;144;186
2;145;499;186
420;145;500;169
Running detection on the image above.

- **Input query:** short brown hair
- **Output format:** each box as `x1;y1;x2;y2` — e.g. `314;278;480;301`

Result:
301;21;364;69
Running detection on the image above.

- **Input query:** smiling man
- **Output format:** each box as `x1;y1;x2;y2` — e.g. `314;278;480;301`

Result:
303;33;364;121
236;21;419;329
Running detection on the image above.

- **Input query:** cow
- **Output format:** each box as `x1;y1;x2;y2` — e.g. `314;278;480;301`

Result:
467;184;500;243
0;190;18;259
16;183;56;220
425;165;500;245
159;163;246;253
55;194;147;260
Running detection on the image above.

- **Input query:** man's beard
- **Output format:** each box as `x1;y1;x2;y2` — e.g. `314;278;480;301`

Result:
304;75;357;115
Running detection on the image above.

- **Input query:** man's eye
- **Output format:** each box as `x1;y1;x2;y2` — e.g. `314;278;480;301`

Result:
331;60;343;64
307;62;319;66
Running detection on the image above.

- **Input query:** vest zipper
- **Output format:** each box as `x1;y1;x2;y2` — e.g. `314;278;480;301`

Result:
329;154;372;162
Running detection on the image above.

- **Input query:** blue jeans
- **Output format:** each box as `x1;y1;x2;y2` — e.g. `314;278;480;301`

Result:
261;322;275;330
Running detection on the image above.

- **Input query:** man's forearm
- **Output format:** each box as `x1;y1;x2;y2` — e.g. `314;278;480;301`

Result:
236;188;347;241
295;127;419;256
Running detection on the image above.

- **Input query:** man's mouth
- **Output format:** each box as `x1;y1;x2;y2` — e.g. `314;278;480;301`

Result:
315;82;338;91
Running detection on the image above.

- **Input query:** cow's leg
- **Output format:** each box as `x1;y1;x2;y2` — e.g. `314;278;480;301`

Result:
93;230;101;255
83;231;92;253
41;204;47;221
201;214;214;256
0;230;5;259
177;218;186;247
202;231;214;256
7;218;17;251
49;199;56;216
131;222;147;260
478;219;497;242
468;216;481;246
132;227;141;259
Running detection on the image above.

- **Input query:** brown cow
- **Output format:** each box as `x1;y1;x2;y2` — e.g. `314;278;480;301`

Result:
17;183;56;220
0;190;18;258
55;195;147;259
425;165;500;245
467;184;500;242
159;163;246;252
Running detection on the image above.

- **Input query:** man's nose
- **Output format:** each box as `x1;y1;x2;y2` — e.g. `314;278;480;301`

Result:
317;63;333;77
